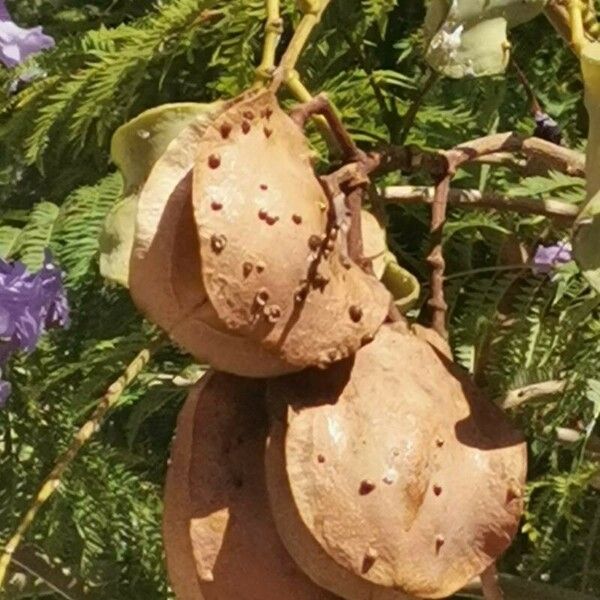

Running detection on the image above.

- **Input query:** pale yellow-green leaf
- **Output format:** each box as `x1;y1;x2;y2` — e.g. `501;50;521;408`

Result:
381;253;420;313
99;195;138;287
111;101;224;192
424;0;546;79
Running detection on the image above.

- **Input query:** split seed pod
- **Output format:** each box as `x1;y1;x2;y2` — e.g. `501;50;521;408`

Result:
192;89;390;369
424;0;546;78
162;373;340;600
127;98;294;376
265;324;526;600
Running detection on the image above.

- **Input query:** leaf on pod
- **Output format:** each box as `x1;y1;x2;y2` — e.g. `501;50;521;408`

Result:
100;103;222;287
265;324;527;600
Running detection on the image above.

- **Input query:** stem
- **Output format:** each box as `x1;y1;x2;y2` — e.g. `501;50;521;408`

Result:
382;186;579;222
0;344;157;589
255;0;283;84
275;0;332;89
291;93;363;161
427;172;451;339
399;69;439;143
569;0;587;56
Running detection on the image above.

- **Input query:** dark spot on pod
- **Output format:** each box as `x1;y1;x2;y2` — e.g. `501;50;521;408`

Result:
266;215;279;225
264;304;282;323
292;214;302;225
243;262;253;277
361;548;378;574
433;484;442;496
308;235;322;251
242;120;251;134
233;477;244;489
256;261;266;273
340;256;352;270
361;333;375;345
294;286;308;303
317;454;326;463
255;288;270;306
264;127;273;138
314;273;329;291
210;234;226;254
208;154;221;169
243;110;254;120
258;209;268;220
265;107;273;119
349;305;363;322
436;438;445;448
506;487;520;504
435;535;445;554
220;123;232;138
327;349;339;362
326;240;335;252
260;184;268;191
329;227;339;241
211;201;223;211
359;480;376;495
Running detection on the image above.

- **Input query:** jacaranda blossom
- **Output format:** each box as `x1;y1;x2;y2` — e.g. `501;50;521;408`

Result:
0;252;69;406
532;242;573;275
0;1;55;68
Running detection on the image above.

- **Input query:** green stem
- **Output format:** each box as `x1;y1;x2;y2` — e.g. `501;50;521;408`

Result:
276;0;332;88
0;344;158;589
255;0;283;85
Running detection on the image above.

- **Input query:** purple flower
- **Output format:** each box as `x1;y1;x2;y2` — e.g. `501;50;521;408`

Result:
0;252;69;406
532;242;573;275
0;1;54;69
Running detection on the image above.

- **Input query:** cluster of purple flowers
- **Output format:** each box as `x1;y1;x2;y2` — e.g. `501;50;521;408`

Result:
0;0;54;69
532;242;573;275
0;253;69;407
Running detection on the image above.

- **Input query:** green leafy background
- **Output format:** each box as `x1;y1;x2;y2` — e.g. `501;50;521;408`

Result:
0;1;599;598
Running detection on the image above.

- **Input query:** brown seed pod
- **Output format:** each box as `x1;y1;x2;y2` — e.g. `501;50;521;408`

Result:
265;324;527;600
162;373;340;600
193;90;390;370
128;100;292;377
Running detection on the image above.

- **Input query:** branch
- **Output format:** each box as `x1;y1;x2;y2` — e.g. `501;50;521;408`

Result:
255;0;283;84
0;344;158;589
427;174;451;339
501;380;567;409
383;186;579;223
273;0;332;90
376;133;585;178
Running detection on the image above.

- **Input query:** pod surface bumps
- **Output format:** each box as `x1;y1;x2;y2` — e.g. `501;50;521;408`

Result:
163;373;341;600
265;324;527;600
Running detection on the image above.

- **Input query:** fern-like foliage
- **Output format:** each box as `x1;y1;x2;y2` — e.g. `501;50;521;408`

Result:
0;1;599;599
